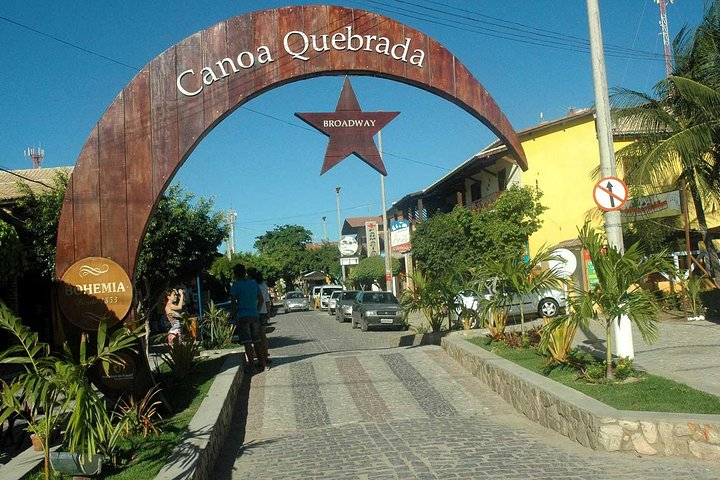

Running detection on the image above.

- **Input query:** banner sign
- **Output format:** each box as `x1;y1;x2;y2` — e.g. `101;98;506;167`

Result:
365;221;381;257
620;190;681;222
390;220;411;253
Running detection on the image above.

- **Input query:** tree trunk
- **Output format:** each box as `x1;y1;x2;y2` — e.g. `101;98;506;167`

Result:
605;322;614;380
688;180;720;286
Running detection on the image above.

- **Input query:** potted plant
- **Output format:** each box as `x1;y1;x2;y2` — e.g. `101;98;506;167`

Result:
543;223;672;379
0;302;144;479
0;303;70;480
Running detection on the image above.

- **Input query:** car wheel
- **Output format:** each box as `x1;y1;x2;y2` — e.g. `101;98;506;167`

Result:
361;316;368;332
538;298;560;318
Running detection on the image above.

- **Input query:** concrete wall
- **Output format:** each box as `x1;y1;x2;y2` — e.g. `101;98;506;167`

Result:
442;335;720;461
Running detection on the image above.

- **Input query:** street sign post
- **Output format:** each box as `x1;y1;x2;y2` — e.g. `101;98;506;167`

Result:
593;176;628;212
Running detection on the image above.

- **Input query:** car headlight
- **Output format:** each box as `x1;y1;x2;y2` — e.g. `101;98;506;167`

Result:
365;310;377;316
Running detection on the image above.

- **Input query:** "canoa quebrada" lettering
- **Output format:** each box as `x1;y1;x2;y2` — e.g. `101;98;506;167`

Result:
64;282;128;296
177;26;426;97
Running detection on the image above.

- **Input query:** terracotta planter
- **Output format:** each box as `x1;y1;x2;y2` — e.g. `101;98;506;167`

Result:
30;434;43;451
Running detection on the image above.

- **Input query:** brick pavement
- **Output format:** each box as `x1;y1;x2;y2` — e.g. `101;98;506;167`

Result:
210;311;720;479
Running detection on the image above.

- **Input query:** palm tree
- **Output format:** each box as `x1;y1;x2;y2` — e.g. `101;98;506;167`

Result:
480;247;565;335
612;2;720;284
546;224;672;379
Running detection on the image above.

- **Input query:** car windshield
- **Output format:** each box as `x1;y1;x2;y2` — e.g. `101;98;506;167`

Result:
286;292;305;299
363;292;398;304
331;291;342;298
341;291;358;300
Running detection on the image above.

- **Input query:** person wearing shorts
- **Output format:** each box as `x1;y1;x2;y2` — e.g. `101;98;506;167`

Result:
249;268;272;363
229;264;266;373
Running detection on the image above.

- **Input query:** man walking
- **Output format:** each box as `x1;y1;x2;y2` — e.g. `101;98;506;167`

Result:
229;263;267;373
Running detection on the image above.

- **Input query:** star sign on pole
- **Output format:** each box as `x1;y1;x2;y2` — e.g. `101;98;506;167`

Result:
295;77;400;176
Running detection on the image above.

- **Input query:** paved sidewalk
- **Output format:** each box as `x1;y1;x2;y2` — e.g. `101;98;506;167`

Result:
408;309;720;398
573;316;720;398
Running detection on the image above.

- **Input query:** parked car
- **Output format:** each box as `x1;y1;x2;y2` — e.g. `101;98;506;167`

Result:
335;290;360;322
351;291;406;332
284;291;310;312
454;280;566;325
319;285;343;309
327;290;343;315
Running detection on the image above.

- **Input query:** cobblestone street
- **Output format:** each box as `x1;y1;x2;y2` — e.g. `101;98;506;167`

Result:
212;309;720;479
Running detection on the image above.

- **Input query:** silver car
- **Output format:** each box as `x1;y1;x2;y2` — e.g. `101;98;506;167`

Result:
335;290;360;322
453;283;566;326
327;290;343;315
351;291;406;332
283;291;309;312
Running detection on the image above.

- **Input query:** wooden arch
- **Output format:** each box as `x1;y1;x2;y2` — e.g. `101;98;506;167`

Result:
55;5;527;286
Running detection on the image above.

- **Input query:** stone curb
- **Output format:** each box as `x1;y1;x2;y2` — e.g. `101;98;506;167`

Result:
155;352;244;480
442;335;720;461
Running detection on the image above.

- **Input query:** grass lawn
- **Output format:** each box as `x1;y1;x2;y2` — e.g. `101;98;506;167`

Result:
24;355;226;480
467;337;720;415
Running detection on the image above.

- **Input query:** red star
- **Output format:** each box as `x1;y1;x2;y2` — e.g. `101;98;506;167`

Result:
295;77;399;176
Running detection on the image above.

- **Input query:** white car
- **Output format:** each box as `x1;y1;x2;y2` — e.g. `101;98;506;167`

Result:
319;285;343;309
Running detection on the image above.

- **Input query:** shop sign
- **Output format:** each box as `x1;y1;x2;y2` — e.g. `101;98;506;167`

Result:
620;190;681;221
57;257;133;330
339;235;359;256
390;220;411;253
365;221;381;257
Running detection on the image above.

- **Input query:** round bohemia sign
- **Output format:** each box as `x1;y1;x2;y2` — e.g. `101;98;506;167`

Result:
58;257;133;330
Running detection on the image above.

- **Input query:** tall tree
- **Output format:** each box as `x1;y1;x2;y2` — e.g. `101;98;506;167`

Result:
612;2;720;282
254;225;312;287
135;184;227;304
0;220;24;286
303;242;341;280
412;185;546;278
13;171;69;278
350;255;400;290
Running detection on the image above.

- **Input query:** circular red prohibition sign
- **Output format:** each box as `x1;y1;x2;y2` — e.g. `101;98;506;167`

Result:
593;176;628;212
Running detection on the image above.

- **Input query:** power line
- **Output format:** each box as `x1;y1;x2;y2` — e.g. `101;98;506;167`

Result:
0;15;140;72
354;0;672;62
0;165;55;189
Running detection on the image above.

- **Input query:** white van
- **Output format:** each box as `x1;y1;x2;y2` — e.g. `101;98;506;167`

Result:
311;286;323;307
319;285;344;309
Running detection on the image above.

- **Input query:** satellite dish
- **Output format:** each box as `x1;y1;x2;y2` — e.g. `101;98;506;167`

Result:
550;248;577;278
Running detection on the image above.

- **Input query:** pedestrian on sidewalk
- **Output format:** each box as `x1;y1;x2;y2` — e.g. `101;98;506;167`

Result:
229;263;267;373
249;268;272;364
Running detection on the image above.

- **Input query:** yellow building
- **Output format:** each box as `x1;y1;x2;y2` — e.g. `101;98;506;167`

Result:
389;108;718;286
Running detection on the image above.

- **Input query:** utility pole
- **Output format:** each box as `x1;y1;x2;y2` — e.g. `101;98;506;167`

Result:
586;0;633;358
336;186;346;281
228;209;237;257
378;130;395;295
24;146;45;169
322;216;328;241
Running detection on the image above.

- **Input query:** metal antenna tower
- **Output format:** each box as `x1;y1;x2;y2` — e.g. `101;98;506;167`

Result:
657;0;674;77
24;145;45;169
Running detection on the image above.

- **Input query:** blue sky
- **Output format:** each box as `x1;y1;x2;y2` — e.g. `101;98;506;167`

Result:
0;1;707;252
